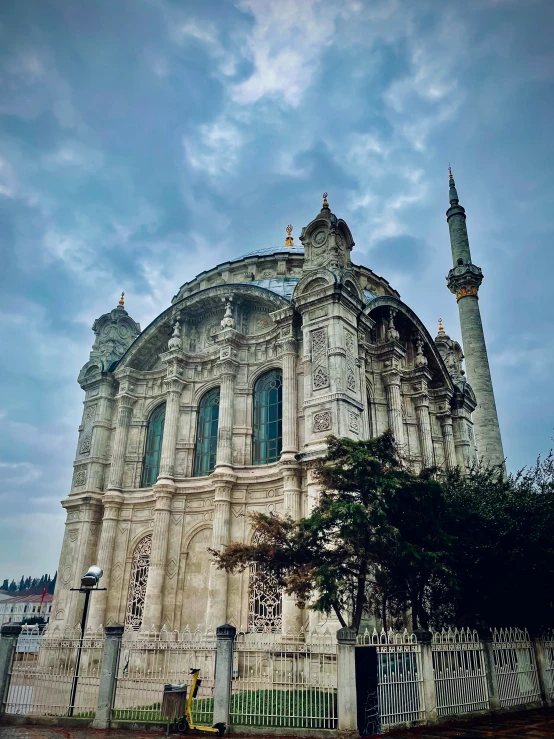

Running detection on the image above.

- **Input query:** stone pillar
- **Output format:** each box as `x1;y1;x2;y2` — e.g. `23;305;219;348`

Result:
383;372;405;448
142;486;173;630
438;413;457;469
159;376;185;481
336;626;357;734
0;624;21;717
92;623;124;729
213;624;236;729
533;638;553;706
88;493;124;629
282;464;303;634
206;483;233;631
357;345;371;440
413;394;434;469
216;359;237;469
280;338;298;460
478;629;500;711
452;410;471;469
107;394;136;490
413;629;437;723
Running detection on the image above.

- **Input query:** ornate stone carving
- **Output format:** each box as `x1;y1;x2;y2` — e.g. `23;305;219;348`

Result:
79;404;97;455
311;328;329;390
73;467;87;487
220;298;235;329
446;263;483;301
414;335;428;367
125;534;152;631
168;319;183;351
386;309;400;342
313;410;332;432
349;412;359;433
345;330;357;391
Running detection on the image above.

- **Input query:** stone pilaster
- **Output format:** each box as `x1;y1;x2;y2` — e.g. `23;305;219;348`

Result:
413;393;434;469
158;375;186;481
206;482;233;631
107;393;136;491
88;493;124;629
142;485;173;630
280;337;298;460
382;371;405;448
281;463;304;633
215;355;238;469
438;412;457;469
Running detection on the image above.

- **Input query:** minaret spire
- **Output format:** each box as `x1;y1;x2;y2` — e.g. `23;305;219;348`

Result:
445;169;504;468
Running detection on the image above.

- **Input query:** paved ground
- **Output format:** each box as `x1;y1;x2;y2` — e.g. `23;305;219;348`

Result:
0;709;553;738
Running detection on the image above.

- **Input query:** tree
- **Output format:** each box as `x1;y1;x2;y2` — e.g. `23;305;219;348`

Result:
8;580;17;592
212;433;452;632
1;579;8;591
48;573;57;594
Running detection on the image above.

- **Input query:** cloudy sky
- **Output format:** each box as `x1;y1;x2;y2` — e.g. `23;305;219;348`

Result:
1;0;553;580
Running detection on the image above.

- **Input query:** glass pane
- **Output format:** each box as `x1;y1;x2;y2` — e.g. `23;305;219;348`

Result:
141;404;166;488
193;387;220;477
252;370;282;465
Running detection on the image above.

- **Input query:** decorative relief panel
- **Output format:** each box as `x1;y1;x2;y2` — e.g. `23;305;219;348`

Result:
349;412;359;433
313;410;332;433
345;330;357;392
73;467;87;488
311;328;329;390
79;404;97;455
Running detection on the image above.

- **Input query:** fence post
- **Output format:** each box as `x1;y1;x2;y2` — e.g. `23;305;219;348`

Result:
337;626;357;736
478;629;500;712
0;624;22;717
413;629;437;724
533;638;553;706
213;624;236;730
92;622;124;729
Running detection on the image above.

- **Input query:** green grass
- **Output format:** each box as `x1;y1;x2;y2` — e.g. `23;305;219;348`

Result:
112;690;336;729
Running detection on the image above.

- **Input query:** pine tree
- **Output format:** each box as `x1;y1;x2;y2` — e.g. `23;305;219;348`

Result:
1;579;8;591
9;580;17;592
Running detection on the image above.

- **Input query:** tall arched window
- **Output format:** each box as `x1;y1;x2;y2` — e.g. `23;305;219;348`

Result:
248;532;282;632
141;404;165;487
252;369;282;465
125;534;152;631
193;387;220;477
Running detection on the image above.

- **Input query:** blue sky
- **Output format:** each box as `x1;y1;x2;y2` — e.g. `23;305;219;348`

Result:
0;0;553;580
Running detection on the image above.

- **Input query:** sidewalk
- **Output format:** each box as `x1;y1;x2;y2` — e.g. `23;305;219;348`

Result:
0;709;554;739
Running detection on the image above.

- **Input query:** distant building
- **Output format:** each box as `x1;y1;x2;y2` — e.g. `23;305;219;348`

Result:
0;594;53;625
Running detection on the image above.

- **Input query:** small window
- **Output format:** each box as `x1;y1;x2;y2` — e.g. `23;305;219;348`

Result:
193;387;220;477
457;258;463;266
141;404;166;487
252;369;283;465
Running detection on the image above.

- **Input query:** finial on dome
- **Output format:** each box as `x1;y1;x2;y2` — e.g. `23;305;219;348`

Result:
322;192;329;210
118;291;125;307
438;317;445;334
285;224;294;246
448;164;453;180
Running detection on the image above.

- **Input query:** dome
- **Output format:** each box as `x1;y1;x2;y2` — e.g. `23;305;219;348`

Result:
237;245;305;259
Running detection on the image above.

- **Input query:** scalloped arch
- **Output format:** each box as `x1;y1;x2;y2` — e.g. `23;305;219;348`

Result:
292;268;337;299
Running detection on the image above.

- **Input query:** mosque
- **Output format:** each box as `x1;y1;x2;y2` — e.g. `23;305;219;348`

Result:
51;174;504;634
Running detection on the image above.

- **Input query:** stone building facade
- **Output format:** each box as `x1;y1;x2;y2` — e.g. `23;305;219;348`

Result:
51;183;503;633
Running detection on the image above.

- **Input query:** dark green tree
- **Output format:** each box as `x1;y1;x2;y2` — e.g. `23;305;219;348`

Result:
8;580;17;592
212;433;451;632
1;579;8;591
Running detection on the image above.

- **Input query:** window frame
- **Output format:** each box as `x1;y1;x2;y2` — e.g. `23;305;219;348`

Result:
140;403;166;488
252;368;283;465
193;387;221;477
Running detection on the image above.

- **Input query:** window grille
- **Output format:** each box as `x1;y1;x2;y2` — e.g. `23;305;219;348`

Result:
125;535;152;631
247;531;282;632
140;404;165;487
252;369;282;465
193;387;220;477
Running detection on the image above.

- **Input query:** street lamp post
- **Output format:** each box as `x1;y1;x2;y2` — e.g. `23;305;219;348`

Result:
68;565;106;717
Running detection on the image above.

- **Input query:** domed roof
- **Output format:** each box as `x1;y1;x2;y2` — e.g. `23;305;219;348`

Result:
237;245;305;259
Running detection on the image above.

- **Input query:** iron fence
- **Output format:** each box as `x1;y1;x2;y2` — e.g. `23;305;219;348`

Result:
3;624;104;718
230;629;337;729
541;630;554;702
357;628;425;728
432;628;489;717
111;626;216;724
492;628;541;708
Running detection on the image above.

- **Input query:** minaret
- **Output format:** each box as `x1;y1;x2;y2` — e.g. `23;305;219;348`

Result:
445;168;504;468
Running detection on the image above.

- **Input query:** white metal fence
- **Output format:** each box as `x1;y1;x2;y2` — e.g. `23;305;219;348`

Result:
3;625;104;718
541;630;554;702
112;626;216;724
230;629;337;729
432;628;489;717
357;629;425;729
492;628;541;708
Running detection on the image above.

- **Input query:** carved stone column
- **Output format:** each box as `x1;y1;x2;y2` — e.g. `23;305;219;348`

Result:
206;482;233;630
216;357;238;469
438;413;457;469
281;464;303;633
107;393;136;491
413;394;434;469
159;375;186;481
357;343;371;440
142;486;172;630
382;371;405;448
88;493;124;628
280;338;298;460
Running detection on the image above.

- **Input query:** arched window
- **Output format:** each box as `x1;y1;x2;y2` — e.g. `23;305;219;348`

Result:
193;387;220;477
252;369;282;465
248;533;282;632
141;404;165;487
125;534;152;631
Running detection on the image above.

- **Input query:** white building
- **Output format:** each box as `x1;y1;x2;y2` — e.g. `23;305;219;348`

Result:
0;594;53;625
51;186;502;634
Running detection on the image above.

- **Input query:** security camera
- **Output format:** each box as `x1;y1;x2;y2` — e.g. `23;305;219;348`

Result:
80;565;103;588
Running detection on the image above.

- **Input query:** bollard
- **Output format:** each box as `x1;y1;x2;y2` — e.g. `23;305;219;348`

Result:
213;624;236;731
92;622;124;729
